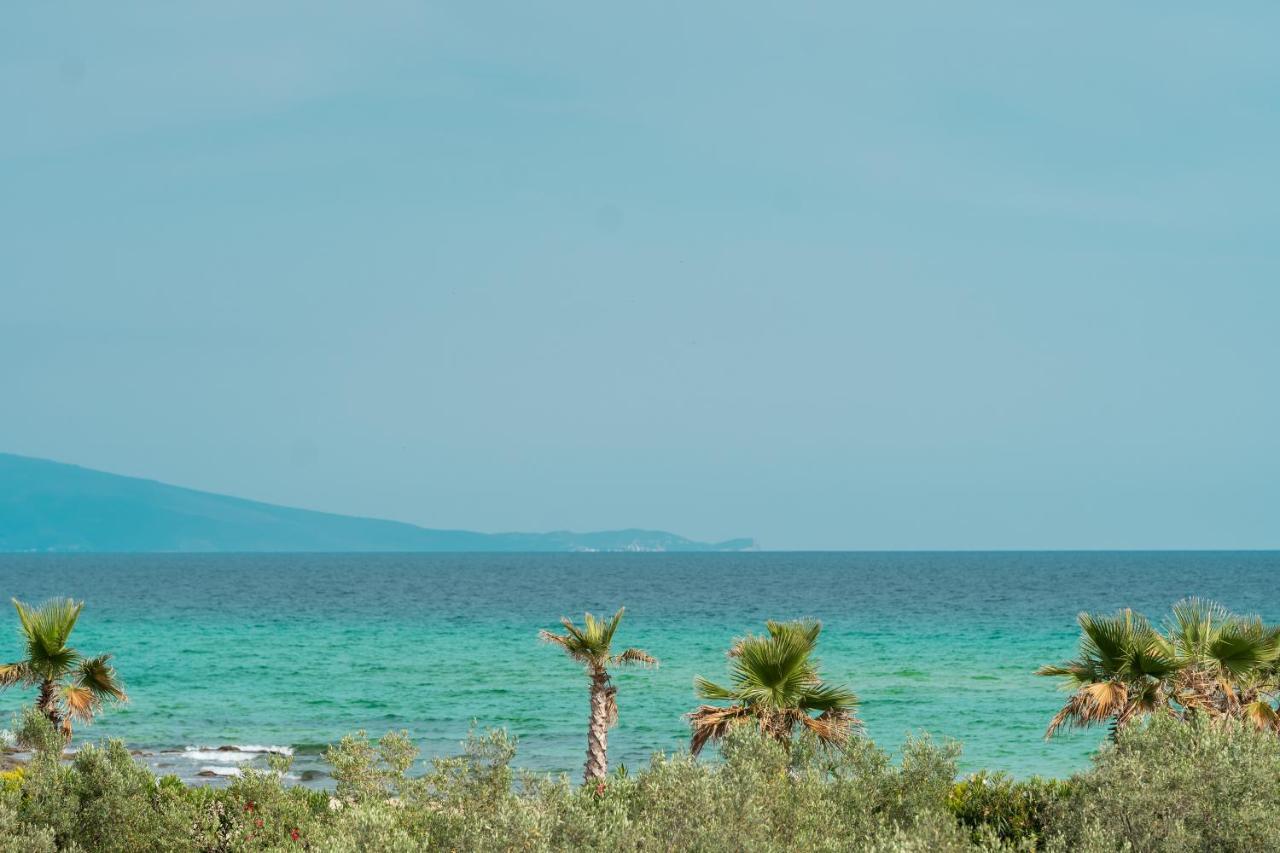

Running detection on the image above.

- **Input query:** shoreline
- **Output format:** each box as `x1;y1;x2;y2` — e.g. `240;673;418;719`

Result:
3;742;333;788
2;733;1090;790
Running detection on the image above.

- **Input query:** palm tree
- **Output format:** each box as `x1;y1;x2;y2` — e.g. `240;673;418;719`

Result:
688;619;859;755
1037;608;1180;738
540;607;657;784
0;598;127;740
1164;598;1280;729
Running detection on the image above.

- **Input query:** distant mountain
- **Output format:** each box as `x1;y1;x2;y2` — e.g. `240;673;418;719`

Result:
0;454;755;553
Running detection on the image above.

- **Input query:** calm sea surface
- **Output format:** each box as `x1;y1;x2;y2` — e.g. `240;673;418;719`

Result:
0;552;1276;784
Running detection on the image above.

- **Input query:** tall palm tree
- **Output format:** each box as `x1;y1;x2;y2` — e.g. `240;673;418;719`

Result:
688;619;859;755
540;607;657;784
1037;608;1180;738
0;598;127;740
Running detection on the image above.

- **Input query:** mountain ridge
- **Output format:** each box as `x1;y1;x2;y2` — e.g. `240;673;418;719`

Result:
0;453;755;553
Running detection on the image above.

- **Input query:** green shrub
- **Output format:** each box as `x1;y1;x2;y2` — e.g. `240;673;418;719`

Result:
1047;714;1280;852
317;801;420;853
13;708;62;759
521;727;969;852
948;771;1069;846
396;728;524;850
17;738;195;852
324;729;418;803
0;796;56;853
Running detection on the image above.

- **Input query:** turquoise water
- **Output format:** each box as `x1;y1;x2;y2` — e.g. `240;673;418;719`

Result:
0;552;1276;784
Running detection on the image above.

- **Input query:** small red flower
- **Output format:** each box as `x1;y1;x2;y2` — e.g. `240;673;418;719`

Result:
255;818;264;828
595;782;606;796
291;828;301;842
244;800;255;813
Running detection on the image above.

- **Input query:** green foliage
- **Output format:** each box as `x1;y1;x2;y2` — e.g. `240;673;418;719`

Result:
320;802;420;853
0;796;56;853
948;771;1069;846
420;726;517;804
1045;714;1280;852
324;729;419;803
0;722;991;851
15;739;194;852
216;766;329;850
1038;598;1280;737
265;751;293;779
690;619;860;754
0;599;126;739
539;607;656;673
14;707;63;759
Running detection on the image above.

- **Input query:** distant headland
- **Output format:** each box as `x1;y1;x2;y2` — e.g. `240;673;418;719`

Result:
0;453;756;553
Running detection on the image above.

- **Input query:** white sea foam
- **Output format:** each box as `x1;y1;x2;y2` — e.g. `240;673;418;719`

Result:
180;745;294;763
180;750;255;762
235;744;294;756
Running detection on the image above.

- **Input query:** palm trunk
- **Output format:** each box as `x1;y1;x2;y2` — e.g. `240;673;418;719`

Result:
38;679;64;735
584;670;611;784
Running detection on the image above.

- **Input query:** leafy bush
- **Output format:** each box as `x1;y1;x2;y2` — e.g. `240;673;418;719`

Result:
948;771;1069;846
325;729;418;803
14;734;195;852
0;797;56;853
13;707;63;758
1045;714;1280;852
510;728;970;852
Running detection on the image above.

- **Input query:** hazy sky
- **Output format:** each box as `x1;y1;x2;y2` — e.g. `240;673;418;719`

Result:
3;3;1278;549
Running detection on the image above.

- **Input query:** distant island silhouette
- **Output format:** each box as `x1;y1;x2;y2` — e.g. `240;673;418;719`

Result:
0;453;755;553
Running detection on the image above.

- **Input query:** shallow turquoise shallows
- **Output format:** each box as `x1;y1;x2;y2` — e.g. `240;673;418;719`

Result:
0;552;1275;785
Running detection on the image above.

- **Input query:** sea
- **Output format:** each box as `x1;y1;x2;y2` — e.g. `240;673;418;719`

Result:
0;551;1275;786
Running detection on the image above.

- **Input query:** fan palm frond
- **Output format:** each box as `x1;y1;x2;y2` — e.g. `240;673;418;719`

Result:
1;599;125;739
689;704;751;755
1244;699;1280;732
1044;600;1280;737
75;655;127;703
1039;608;1180;738
801;708;859;744
765;618;821;647
538;630;572;652
62;684;99;723
799;681;860;714
612;647;657;667
1167;598;1231;661
689;619;858;753
541;608;637;670
1045;680;1128;737
1205;617;1280;681
0;662;32;688
694;676;736;701
14;598;83;678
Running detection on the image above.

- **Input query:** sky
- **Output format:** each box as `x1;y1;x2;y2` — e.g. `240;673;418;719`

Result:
2;3;1278;549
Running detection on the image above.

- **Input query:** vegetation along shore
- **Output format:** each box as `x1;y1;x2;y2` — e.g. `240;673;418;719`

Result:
2;596;1279;851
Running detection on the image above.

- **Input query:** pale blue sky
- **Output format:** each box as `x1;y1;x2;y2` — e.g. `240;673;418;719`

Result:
3;3;1278;549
